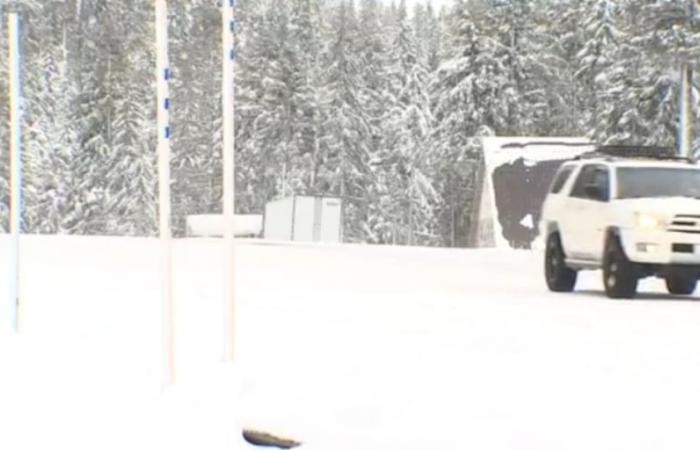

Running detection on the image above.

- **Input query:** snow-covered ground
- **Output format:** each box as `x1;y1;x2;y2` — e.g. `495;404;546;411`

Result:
3;235;700;449
0;235;243;450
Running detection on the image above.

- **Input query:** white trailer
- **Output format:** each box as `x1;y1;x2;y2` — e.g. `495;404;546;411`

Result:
264;196;343;243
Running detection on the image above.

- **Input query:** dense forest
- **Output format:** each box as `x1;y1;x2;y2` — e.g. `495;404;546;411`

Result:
0;0;699;246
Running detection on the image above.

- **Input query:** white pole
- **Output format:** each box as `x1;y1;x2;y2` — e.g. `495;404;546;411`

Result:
680;63;693;159
222;0;236;362
8;11;22;333
680;63;688;157
681;0;698;159
155;0;174;385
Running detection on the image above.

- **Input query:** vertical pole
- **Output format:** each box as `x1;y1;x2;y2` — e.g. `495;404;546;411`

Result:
688;66;694;160
222;0;236;362
155;0;174;385
680;62;693;159
8;11;22;333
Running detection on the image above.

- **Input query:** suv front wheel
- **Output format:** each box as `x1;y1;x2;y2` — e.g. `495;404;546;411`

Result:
603;235;638;299
665;275;697;295
545;233;577;292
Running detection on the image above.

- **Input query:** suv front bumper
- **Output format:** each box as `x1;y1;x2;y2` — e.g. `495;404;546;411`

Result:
621;228;700;265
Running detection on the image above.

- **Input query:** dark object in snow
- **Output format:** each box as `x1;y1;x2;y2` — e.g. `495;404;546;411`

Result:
491;158;567;249
242;429;301;449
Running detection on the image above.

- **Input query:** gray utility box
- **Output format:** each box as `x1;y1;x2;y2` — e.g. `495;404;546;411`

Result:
264;196;343;243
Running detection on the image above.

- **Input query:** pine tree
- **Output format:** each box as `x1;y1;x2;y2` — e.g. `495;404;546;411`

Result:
430;0;514;246
0;11;9;232
65;0;115;234
575;0;622;136
355;0;393;243
540;0;588;135
424;2;443;72
290;0;325;194
252;1;306;200
170;0;224;233
235;0;278;213
594;0;700;146
381;0;436;246
102;0;157;236
21;2;80;234
320;0;372;242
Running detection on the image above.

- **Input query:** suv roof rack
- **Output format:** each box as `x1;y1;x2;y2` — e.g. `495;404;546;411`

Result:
573;145;692;163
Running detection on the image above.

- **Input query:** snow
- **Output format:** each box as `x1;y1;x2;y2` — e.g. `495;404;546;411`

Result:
4;235;700;449
0;235;245;450
481;137;594;168
520;213;534;229
237;241;700;450
185;214;263;237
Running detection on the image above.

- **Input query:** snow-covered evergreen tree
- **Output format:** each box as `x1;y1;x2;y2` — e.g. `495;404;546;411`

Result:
22;2;78;234
355;0;393;243
424;2;443;72
252;1;306;199
234;0;278;213
0;12;9;232
539;0;588;135
291;0;325;194
102;0;157;236
169;0;224;233
575;0;622;136
594;0;700;146
380;0;436;246
4;0;700;246
320;0;372;242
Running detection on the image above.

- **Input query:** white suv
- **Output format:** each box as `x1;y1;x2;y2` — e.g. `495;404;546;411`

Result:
540;148;700;298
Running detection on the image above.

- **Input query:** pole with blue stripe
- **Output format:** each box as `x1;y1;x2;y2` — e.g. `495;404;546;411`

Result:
8;10;22;333
155;0;174;385
222;0;236;362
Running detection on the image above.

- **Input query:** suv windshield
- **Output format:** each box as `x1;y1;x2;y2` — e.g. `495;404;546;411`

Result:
617;167;700;199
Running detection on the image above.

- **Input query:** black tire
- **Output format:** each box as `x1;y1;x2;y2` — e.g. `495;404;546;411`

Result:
665;275;697;295
545;233;577;292
603;235;638;299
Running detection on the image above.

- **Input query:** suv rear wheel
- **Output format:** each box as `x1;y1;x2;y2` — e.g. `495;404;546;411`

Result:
545;233;577;292
665;275;697;295
603;235;638;299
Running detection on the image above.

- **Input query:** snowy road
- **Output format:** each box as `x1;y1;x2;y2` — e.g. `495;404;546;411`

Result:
236;241;700;450
2;236;700;449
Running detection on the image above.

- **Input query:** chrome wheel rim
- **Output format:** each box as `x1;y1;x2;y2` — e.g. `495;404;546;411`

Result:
606;259;618;288
547;241;560;281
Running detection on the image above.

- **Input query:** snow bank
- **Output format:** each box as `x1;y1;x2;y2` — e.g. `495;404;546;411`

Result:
186;214;263;237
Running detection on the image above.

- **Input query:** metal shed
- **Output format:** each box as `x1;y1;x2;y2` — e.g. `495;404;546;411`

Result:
264;195;343;243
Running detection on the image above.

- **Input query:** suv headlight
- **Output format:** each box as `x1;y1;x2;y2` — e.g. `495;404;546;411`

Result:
635;212;666;230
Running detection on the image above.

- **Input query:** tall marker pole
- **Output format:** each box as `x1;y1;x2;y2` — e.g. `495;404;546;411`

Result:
8;10;22;333
155;0;175;385
679;62;693;159
222;0;236;362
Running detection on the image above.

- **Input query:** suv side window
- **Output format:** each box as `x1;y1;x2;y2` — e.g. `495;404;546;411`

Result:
591;168;610;201
570;165;610;202
550;166;574;194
